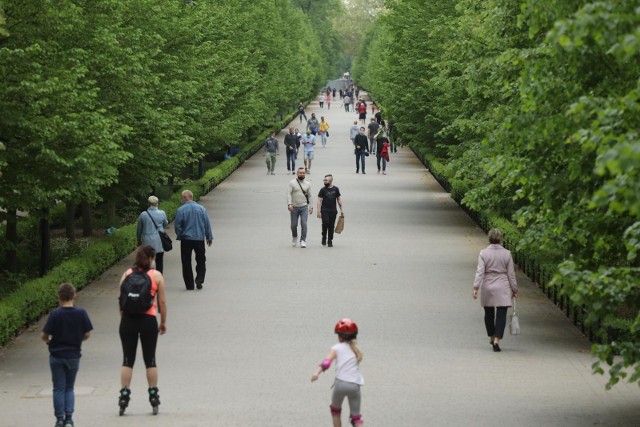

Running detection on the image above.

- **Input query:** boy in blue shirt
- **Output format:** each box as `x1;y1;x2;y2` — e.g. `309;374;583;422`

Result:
41;283;93;427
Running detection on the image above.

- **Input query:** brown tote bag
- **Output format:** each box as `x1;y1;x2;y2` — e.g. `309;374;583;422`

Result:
335;214;345;234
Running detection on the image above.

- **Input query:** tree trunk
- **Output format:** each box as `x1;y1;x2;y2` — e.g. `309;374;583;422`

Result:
81;202;92;237
198;158;204;178
65;202;75;240
5;209;17;273
106;199;116;227
39;210;50;276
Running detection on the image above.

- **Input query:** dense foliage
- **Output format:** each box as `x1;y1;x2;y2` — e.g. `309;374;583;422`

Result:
0;0;342;274
354;0;640;388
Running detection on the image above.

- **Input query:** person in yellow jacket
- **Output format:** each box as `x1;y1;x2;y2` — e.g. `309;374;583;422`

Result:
319;116;331;148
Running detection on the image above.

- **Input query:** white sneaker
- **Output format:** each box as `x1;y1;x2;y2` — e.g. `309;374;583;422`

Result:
300;241;307;248
292;237;297;247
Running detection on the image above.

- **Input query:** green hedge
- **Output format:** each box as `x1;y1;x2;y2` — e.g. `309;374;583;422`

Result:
0;226;136;345
0;116;292;347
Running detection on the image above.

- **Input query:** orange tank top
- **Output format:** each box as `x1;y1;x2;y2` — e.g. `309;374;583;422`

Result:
125;268;158;317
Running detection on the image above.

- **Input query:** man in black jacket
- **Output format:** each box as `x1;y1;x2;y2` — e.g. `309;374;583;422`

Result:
353;127;369;174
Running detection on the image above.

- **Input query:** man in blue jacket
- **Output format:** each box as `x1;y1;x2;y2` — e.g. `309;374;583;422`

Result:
175;190;213;290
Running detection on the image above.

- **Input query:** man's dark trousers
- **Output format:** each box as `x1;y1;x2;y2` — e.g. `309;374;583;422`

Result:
321;211;338;242
180;240;206;290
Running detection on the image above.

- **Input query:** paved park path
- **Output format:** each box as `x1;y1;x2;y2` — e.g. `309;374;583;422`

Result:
1;94;639;427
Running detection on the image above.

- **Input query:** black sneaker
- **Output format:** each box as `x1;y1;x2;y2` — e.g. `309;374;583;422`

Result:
328;241;333;247
321;238;326;246
195;280;203;290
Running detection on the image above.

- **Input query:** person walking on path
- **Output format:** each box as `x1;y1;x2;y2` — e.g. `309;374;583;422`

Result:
343;94;351;112
264;131;279;175
319;94;326;108
307;112;320;136
42;283;93;427
353;127;369;174
311;319;365;427
287;167;313;248
316;174;343;247
284;127;298;174
137;196;169;273
294;127;303;161
175;190;213;290
301;130;316;174
319;116;331;148
374;130;391;175
387;119;397;152
366;118;379;153
298;102;307;123
357;99;367;125
117;245;167;416
349;120;359;145
326;95;332;110
472;228;518;352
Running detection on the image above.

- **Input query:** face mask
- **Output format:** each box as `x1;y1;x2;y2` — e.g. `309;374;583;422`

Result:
297;175;305;181
324;182;331;187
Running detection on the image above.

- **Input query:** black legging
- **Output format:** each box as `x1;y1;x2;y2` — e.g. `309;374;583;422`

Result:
119;314;158;368
484;307;508;339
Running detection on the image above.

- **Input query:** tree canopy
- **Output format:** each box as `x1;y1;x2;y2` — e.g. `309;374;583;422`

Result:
0;0;342;273
0;0;342;204
354;0;640;388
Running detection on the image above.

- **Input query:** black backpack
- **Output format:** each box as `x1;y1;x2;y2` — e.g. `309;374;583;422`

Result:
119;267;154;314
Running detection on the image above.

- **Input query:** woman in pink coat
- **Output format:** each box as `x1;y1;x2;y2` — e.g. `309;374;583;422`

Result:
472;229;518;352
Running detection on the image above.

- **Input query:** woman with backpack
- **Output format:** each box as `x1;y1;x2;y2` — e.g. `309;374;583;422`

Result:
117;245;167;416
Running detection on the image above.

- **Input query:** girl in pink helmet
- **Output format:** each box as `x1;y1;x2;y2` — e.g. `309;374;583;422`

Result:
311;319;365;426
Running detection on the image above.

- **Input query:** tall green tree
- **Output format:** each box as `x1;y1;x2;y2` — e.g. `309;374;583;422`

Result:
0;0;340;278
292;0;344;78
0;0;129;270
354;0;640;387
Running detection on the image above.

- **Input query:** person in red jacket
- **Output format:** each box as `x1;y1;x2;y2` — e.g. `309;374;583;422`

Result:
357;99;367;124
